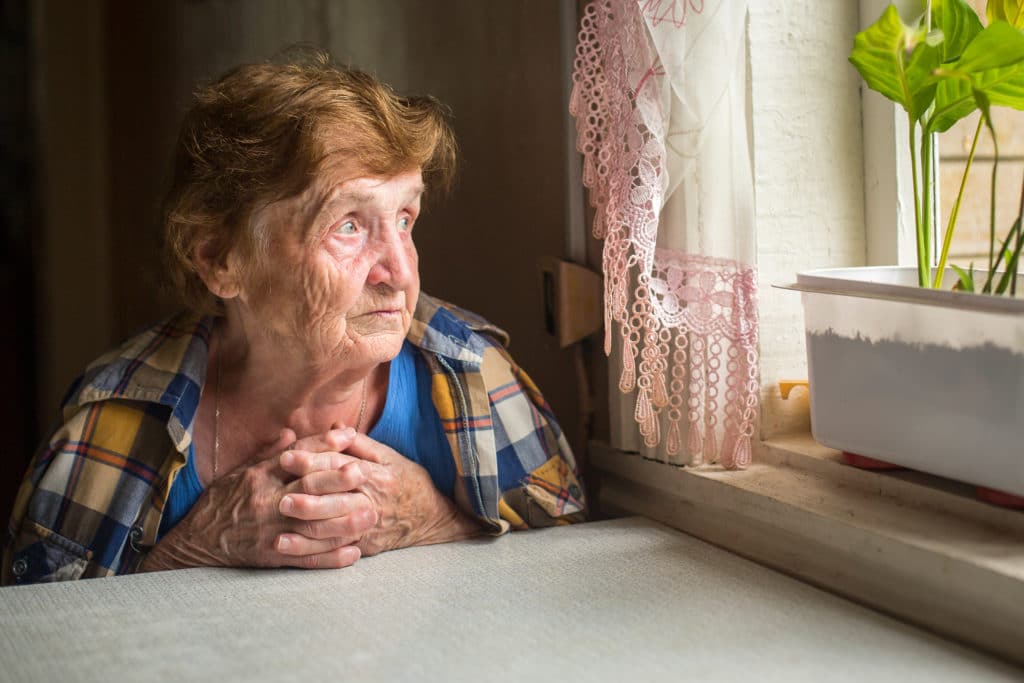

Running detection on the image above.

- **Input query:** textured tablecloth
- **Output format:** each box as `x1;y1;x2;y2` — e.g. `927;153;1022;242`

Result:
0;517;1018;682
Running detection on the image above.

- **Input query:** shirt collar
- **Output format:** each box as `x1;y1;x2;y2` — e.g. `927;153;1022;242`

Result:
407;293;509;363
70;312;212;453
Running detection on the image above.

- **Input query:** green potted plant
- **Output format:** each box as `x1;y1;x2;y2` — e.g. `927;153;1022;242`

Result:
790;0;1024;500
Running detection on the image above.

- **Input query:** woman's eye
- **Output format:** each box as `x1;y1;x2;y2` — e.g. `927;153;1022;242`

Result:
398;217;411;231
336;220;357;235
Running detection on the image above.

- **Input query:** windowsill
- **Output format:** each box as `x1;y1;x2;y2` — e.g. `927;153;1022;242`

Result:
589;433;1024;666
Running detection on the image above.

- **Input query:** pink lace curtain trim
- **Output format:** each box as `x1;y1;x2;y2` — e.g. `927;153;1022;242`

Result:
571;0;759;468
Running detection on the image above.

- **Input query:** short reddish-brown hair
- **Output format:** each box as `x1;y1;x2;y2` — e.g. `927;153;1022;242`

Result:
161;51;457;313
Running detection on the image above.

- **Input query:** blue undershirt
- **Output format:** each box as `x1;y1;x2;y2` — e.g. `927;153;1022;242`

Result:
158;341;454;539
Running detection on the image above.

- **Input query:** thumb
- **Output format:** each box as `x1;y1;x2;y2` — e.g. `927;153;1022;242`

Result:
277;428;298;450
345;432;394;465
256;427;298;473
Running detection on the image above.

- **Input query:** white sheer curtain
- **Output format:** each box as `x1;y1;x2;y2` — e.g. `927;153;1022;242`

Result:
571;0;759;468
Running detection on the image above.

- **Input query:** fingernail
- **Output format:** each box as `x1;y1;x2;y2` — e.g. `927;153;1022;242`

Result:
345;547;361;563
278;535;291;551
280;496;294;514
342;427;356;439
281;451;294;467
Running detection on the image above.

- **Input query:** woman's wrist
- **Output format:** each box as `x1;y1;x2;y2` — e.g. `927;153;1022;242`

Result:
414;493;483;547
137;513;224;573
137;539;185;573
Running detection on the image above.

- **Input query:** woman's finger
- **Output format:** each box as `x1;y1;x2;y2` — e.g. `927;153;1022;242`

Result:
289;427;356;454
279;491;371;521
287;462;367;496
246;428;300;474
274;427;298;450
343;432;396;465
279;449;357;477
277;542;362;570
276;510;374;550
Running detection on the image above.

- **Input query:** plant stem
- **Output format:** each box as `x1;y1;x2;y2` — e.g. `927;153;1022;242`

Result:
1013;174;1024;296
994;219;1022;294
909;116;929;287
934;118;983;289
922;128;935;285
981;219;1019;293
989;129;1000;288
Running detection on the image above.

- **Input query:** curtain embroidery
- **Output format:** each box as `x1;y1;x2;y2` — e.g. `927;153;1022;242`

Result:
571;0;758;468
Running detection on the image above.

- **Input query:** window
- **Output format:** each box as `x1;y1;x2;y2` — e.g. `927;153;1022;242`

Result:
591;0;1024;665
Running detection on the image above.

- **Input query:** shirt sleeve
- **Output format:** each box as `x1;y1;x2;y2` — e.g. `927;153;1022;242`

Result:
477;339;587;530
3;400;166;584
4;406;97;584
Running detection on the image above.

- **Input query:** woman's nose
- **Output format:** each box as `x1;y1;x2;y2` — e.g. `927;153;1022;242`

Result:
366;225;415;287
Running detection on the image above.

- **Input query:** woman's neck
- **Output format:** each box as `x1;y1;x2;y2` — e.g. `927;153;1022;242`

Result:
211;315;385;442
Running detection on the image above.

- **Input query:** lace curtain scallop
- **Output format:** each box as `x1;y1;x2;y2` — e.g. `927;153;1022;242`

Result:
570;0;759;468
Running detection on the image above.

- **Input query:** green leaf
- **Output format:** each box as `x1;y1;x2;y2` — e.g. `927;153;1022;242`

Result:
930;77;977;131
932;63;1024;132
988;0;1024;28
928;24;1024;132
952;21;1024;73
933;0;984;61
976;63;1024;108
850;5;941;120
951;263;976;291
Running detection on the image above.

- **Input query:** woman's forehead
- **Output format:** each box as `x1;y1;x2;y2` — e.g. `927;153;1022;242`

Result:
328;170;424;201
308;160;424;203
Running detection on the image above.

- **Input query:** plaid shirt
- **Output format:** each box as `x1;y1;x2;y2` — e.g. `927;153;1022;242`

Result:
3;294;585;584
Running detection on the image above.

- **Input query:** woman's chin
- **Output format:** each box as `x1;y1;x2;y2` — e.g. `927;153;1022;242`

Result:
332;329;407;366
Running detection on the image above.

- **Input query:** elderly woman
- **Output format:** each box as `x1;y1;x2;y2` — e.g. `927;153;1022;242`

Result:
3;56;585;584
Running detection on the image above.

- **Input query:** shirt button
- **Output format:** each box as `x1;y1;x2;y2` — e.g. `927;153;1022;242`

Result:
128;525;144;552
11;558;28;578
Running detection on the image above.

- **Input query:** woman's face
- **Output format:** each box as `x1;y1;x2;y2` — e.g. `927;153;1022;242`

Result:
234;163;423;367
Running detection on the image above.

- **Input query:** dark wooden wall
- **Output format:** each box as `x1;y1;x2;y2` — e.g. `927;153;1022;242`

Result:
8;0;595;521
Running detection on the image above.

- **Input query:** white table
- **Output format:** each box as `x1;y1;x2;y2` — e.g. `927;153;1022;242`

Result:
0;518;1019;682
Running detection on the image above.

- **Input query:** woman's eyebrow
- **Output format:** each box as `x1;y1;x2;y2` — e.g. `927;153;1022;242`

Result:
403;183;426;203
309;191;366;224
309;183;426;232
330;190;375;205
324;183;425;207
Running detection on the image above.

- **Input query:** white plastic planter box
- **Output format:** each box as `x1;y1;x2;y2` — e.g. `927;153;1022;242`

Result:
789;266;1024;497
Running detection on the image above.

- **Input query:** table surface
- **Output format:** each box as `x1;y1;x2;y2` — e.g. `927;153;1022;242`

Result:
0;517;1020;682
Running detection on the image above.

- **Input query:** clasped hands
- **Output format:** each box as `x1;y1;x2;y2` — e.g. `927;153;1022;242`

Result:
143;428;479;572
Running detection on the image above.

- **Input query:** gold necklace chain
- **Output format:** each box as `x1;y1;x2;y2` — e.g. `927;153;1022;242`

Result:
212;359;368;479
213;357;222;478
354;377;368;433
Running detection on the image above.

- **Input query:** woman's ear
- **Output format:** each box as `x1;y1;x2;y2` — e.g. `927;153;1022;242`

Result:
193;237;241;300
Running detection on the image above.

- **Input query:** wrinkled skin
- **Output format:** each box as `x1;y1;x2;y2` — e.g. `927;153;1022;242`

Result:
141;165;481;573
237;164;423;372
